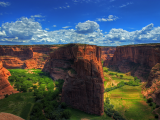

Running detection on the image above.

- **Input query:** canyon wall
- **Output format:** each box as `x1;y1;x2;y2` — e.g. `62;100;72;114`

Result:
141;63;160;106
101;47;116;63
0;61;19;99
104;44;160;81
0;45;59;69
43;44;104;116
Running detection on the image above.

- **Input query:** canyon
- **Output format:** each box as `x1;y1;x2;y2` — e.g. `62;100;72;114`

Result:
1;43;160;116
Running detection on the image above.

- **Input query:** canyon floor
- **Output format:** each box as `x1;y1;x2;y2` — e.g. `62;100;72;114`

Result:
0;67;159;120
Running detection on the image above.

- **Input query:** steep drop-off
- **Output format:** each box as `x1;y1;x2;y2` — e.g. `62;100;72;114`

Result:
0;61;19;99
104;44;160;81
43;44;104;116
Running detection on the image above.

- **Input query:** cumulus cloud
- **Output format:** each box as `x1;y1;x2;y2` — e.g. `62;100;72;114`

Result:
75;20;100;34
53;25;57;27
0;1;10;7
96;15;119;22
0;17;160;46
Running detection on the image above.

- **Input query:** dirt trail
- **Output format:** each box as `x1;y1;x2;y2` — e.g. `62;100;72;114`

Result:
104;73;118;88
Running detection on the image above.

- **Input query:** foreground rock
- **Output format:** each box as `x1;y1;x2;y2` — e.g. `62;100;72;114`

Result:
142;63;160;106
104;44;160;81
0;112;24;120
43;44;104;116
0;61;19;99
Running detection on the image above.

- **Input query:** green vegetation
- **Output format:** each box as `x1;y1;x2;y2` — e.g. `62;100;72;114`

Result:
103;66;156;120
0;92;35;120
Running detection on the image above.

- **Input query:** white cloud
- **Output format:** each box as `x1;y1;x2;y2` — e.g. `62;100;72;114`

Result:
53;25;57;27
31;15;45;18
0;1;10;7
45;28;49;30
75;20;100;34
120;2;133;8
96;15;119;22
0;17;160;46
0;30;6;36
62;26;72;29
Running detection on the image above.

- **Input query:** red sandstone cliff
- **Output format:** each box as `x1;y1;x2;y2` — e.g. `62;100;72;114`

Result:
0;61;19;99
142;63;160;106
43;44;104;116
0;45;59;69
104;44;160;81
101;47;116;66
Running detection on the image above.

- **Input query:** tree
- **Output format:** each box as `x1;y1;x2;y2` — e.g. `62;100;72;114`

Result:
120;75;123;79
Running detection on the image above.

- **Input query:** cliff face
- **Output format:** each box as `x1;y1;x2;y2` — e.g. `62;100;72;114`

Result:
104;45;160;81
101;47;116;66
142;63;160;106
0;61;19;99
0;45;58;69
43;44;104;116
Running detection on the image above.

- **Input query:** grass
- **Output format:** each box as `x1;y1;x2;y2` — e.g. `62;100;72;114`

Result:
106;85;155;120
0;92;35;120
68;107;113;120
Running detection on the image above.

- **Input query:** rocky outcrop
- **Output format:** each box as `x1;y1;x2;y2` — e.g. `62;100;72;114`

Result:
0;45;58;69
0;61;19;99
142;63;160;106
0;112;24;120
43;44;104;116
104;44;160;81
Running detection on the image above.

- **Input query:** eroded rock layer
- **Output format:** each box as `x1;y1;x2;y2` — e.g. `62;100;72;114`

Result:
104;44;160;81
43;44;104;116
0;61;19;99
142;63;160;106
0;45;59;69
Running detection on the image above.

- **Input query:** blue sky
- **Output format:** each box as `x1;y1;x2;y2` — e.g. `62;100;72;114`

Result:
0;0;160;46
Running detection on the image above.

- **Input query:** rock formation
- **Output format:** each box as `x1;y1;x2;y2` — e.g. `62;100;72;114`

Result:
142;63;160;106
0;61;19;99
43;44;104;116
104;44;160;81
0;45;58;69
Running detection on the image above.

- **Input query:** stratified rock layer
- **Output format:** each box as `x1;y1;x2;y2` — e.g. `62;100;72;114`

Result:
0;61;18;99
43;44;104;116
105;44;160;81
142;63;160;106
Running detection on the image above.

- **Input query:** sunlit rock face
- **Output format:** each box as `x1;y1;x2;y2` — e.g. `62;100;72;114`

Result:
142;63;160;106
104;45;160;81
43;44;104;116
0;61;19;99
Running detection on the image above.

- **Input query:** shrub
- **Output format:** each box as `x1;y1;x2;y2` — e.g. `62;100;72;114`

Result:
120;75;123;79
149;102;153;106
155;114;158;119
61;102;67;109
33;85;37;89
62;109;71;119
29;89;33;92
109;73;115;75
104;70;108;72
5;94;8;98
147;98;153;103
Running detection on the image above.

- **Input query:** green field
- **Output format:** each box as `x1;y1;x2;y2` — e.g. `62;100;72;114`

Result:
103;67;156;120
